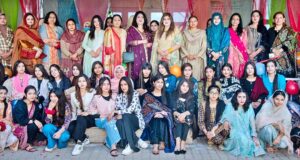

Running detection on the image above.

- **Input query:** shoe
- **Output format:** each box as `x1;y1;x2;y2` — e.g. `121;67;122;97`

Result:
174;150;181;155
122;145;133;156
72;143;83;156
45;145;57;152
83;137;90;146
138;139;148;149
180;150;186;154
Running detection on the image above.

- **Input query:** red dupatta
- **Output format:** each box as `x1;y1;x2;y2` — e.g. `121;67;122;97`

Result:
251;77;268;101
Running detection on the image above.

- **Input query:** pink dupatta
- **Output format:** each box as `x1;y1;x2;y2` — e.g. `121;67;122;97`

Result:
12;74;31;99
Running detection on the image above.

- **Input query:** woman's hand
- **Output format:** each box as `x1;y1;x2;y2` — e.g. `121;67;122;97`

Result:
70;53;78;61
53;131;62;139
253;137;260;146
223;121;230;131
273;136;281;145
34;120;43;129
154;112;163;118
80;112;89;116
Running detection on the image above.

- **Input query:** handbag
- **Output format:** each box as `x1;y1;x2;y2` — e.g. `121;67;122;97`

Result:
122;51;134;63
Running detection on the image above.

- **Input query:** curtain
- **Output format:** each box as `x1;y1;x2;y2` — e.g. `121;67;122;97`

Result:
0;0;19;30
19;0;40;18
287;0;300;47
268;0;286;26
42;0;58;17
58;0;80;29
138;0;145;10
193;0;210;29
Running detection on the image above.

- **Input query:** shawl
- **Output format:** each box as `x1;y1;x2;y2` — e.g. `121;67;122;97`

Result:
272;26;297;53
111;65;126;94
229;28;249;62
287;101;300;128
250;77;268;101
142;93;175;153
0;25;7;38
12;74;31;95
61;30;85;54
183;29;202;42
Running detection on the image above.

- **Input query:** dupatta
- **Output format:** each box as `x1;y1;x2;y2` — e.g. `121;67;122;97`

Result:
229;28;249;62
250;77;268;101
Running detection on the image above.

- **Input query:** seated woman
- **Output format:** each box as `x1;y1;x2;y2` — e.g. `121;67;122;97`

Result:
172;79;196;155
115;77;146;156
135;62;153;103
89;77;121;157
0;86;18;152
48;64;71;94
90;61;109;89
70;64;83;86
42;90;71;152
198;85;227;147
221;89;264;157
68;74;96;156
111;65;125;99
142;75;174;155
256;90;293;154
240;62;268;115
288;97;300;156
12;85;45;152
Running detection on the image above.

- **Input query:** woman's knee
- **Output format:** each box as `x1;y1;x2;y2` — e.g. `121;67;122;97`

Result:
42;124;56;134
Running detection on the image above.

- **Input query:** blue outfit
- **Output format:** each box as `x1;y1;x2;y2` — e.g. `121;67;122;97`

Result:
261;73;286;98
95;118;121;149
42;124;70;149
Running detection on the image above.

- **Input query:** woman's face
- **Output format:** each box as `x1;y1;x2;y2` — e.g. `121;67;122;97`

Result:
163;16;171;27
25;89;37;102
34;67;43;79
266;62;276;75
106;18;113;28
246;64;255;77
213;15;221;26
94;64;103;76
136;13;144;26
50;92;58;104
17;63;26;74
251;12;260;24
67;20;76;32
113;16;122;28
158;64;167;76
222;66;232;78
189;17;198;29
77;77;87;89
26;15;35;27
150;22;158;32
72;66;80;77
237;92;247;106
180;82;190;94
101;80;111;93
209;88;219;101
115;68;124;79
231;15;240;27
48;13;56;25
0;15;7;26
273;94;285;107
274;14;285;26
142;68;151;78
205;68;215;79
93;18;100;28
120;80;129;93
50;67;60;79
0;89;7;102
183;66;192;78
153;78;164;91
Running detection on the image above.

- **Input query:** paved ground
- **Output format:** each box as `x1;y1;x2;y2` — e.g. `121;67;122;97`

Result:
0;138;298;160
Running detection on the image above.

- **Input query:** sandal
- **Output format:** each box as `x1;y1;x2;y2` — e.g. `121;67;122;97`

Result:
152;147;159;155
9;141;19;151
25;146;37;152
110;149;118;157
158;143;165;150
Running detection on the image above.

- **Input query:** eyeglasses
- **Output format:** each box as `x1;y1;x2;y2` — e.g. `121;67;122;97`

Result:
209;91;219;95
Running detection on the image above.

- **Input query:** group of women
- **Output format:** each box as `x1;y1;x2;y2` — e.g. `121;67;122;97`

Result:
0;9;299;158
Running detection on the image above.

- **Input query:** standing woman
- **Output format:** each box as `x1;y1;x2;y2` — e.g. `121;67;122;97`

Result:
29;64;50;107
0;13;13;68
228;13;249;79
48;64;71;94
219;63;241;104
104;17;113;30
246;10;268;62
60;18;85;77
261;60;286;98
13;86;45;152
11;13;45;73
115;77;145;155
111;65;126;99
90;61;109;89
150;20;159;38
256;90;293;154
198;66;221;104
103;14;127;77
181;16;207;81
82;15;104;77
126;11;152;80
240;62;268;115
172;79;196;154
142;75;174;154
266;12;297;77
206;12;230;78
39;11;64;69
42;90;71;151
151;13;182;73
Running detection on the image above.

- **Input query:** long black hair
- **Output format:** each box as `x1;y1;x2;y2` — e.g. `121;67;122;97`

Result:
33;64;49;79
0;86;8;118
44;11;61;26
266;60;279;93
157;60;171;76
221;63;233;78
89;15;103;40
242;61;257;79
96;76;112;98
75;74;92;112
229;13;243;36
48;90;70;126
104;17;112;30
150;74;168;105
132;11;149;32
137;62;153;89
248;10;265;33
176;78;193;99
204;85;223;128
12;60;29;77
49;64;67;82
181;63;193;79
90;61;104;88
23;85;37;100
202;66;218;101
118;77;134;108
231;89;251;112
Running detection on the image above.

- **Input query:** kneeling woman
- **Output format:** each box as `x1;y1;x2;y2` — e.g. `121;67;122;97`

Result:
13;86;45;152
172;79;196;154
198;85;227;147
221;89;264;157
142;75;175;155
42;90;71;152
256;90;293;154
115;77;145;156
89;77;121;156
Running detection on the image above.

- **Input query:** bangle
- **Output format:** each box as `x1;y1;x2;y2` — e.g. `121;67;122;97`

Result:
167;47;173;54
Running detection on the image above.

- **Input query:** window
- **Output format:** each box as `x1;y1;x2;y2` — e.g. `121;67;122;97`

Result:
128;12;135;18
151;12;163;21
173;12;186;23
113;12;122;16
